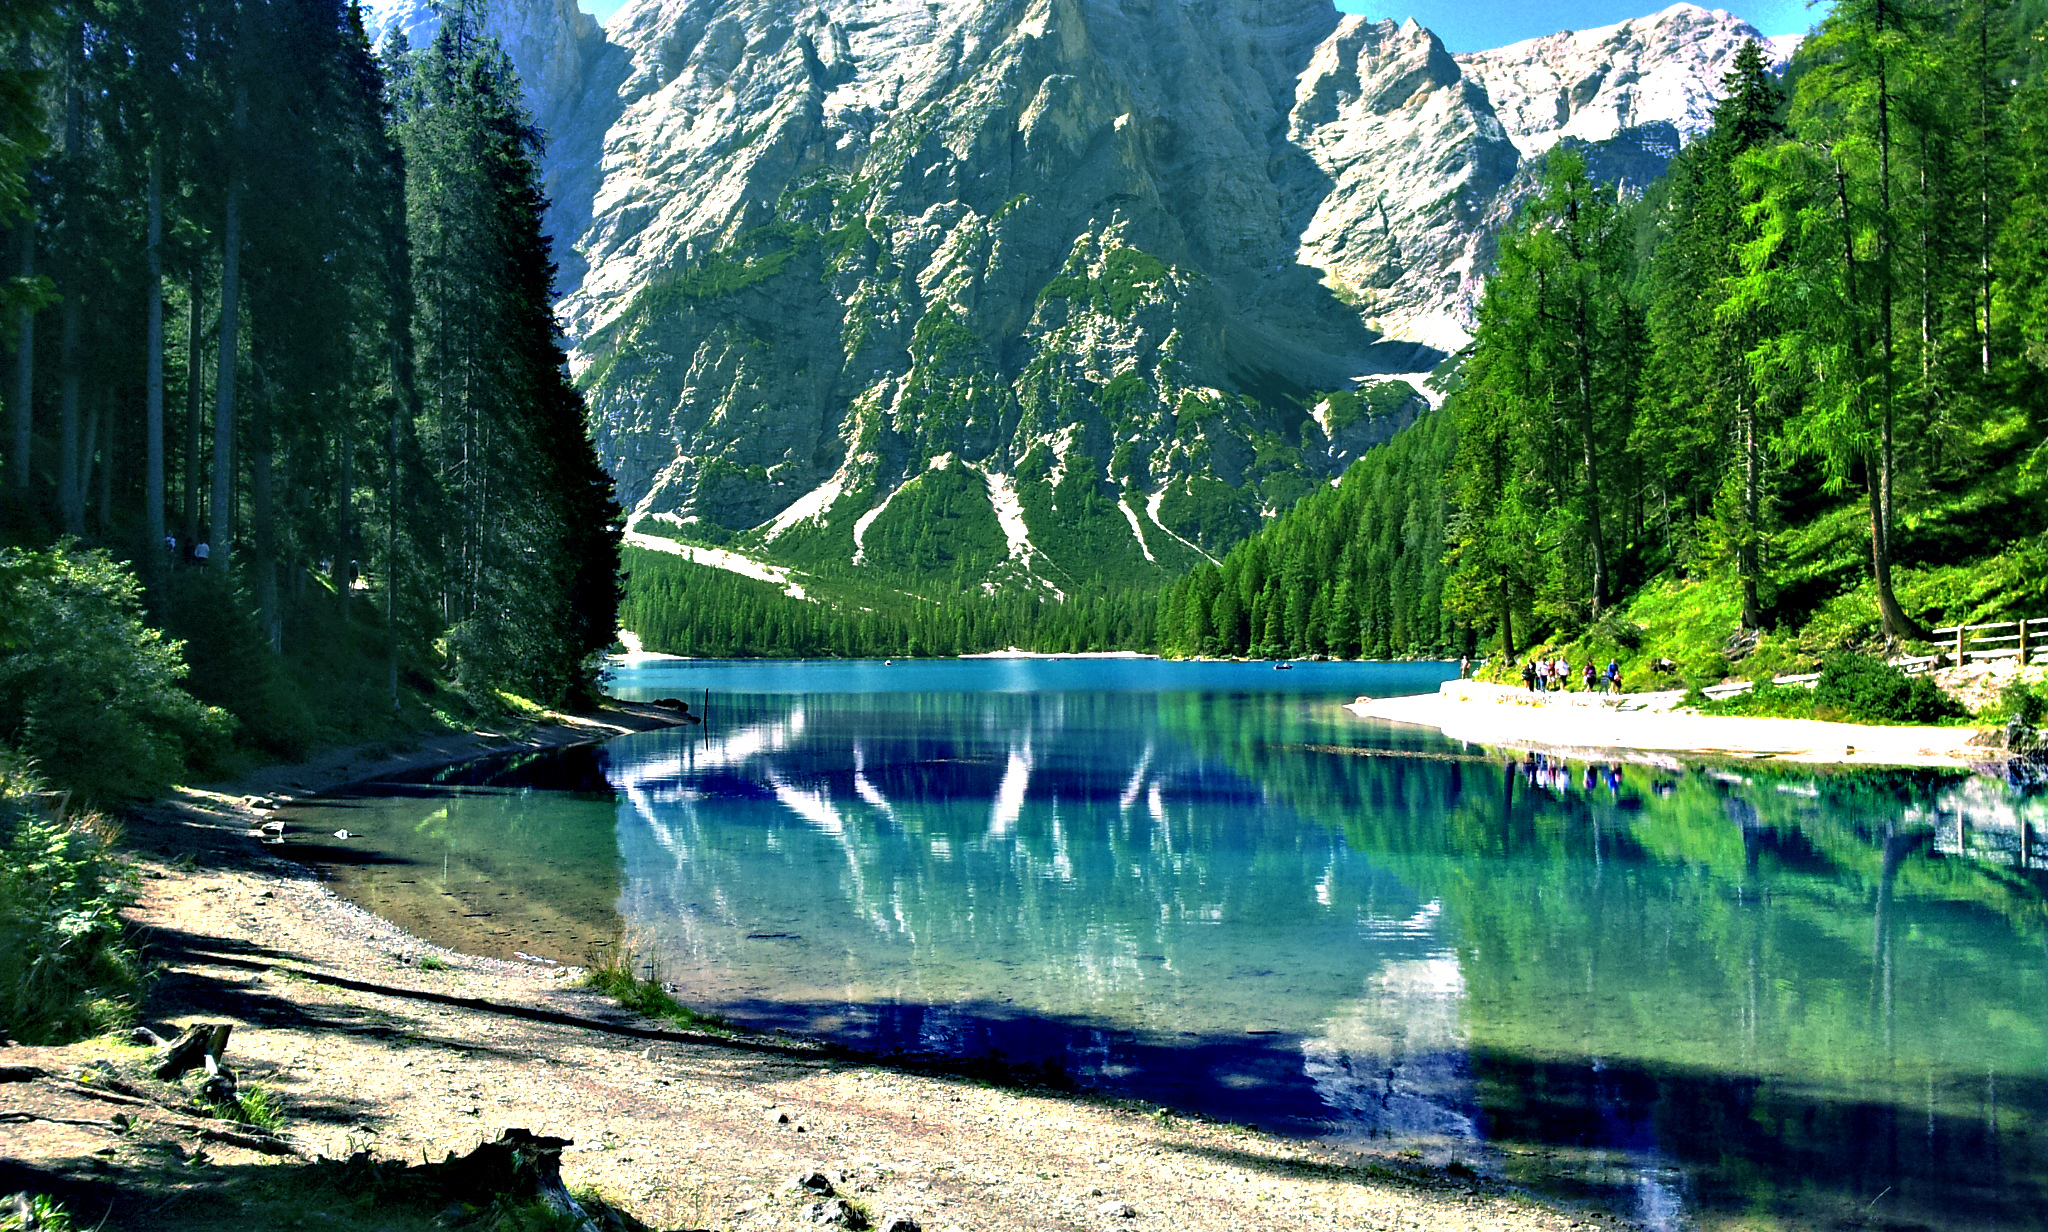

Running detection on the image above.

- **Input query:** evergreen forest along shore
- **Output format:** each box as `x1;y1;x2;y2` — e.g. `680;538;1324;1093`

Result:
1;0;623;806
1162;5;2048;696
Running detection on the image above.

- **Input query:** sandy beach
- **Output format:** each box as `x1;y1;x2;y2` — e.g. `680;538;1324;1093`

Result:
1349;680;1998;768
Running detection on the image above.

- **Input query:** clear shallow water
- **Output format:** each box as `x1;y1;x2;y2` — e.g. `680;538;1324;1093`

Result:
286;658;2048;1230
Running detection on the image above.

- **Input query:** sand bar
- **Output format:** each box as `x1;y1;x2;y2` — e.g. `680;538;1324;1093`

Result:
1350;680;1994;768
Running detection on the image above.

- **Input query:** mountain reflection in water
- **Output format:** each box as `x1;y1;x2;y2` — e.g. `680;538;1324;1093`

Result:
293;661;2048;1230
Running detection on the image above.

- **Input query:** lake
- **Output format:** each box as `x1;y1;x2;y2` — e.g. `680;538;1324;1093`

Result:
284;657;2048;1230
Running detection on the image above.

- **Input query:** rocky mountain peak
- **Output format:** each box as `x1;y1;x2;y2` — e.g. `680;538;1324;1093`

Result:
1455;3;1787;162
356;0;1800;591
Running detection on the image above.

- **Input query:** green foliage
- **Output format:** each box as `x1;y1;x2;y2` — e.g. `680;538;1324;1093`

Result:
1154;476;1260;553
200;1083;286;1133
584;953;731;1032
1811;652;1967;723
1035;245;1172;317
621;547;1158;657
0;546;230;800
0;1195;72;1232
863;462;1009;580
0;774;142;1045
1320;380;1421;433
1160;404;1459;659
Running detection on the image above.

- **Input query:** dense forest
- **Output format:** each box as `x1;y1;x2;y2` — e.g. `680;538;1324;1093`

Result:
621;546;1158;658
0;0;620;799
1164;0;2048;678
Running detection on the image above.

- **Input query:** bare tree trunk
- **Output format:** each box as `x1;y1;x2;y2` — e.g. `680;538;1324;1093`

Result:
56;19;84;537
1740;390;1762;631
146;145;167;586
182;283;203;548
251;356;278;653
57;292;82;535
1498;577;1516;664
9;224;30;491
1979;1;1994;375
333;436;352;623
93;397;110;534
1867;454;1926;641
209;172;241;563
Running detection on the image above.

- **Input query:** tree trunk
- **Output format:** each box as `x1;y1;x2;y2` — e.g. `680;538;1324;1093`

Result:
183;283;203;548
1498;575;1516;663
334;436;352;623
1867;454;1928;641
57;293;82;535
9;224;30;492
251;357;278;653
1573;335;1607;618
1739;390;1762;631
210;174;241;564
93;398;110;535
1978;1;1993;375
56;21;83;536
146;146;167;587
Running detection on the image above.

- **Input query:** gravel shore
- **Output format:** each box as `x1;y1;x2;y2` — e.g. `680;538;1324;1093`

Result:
0;703;1627;1232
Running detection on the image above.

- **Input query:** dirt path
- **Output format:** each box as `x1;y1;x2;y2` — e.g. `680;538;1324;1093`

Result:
1;705;1626;1232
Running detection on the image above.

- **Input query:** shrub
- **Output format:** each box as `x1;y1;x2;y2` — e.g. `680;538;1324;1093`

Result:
1812;652;1965;724
0;546;232;800
0;769;143;1044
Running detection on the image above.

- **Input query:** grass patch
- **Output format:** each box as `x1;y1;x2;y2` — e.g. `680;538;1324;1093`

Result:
418;952;451;972
1697;653;1972;725
583;951;733;1032
0;1195;74;1231
0;763;144;1044
198;1083;286;1133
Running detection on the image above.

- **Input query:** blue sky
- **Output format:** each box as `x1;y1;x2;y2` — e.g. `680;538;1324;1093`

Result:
573;1;1821;55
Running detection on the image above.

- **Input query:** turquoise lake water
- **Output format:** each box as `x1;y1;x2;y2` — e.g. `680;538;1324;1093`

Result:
287;657;2048;1230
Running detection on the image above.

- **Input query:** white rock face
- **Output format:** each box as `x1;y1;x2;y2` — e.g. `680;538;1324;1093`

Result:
360;0;1793;574
1456;3;1788;164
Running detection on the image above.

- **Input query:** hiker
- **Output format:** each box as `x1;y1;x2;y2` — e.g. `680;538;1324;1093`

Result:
1459;654;1470;679
1605;659;1621;694
1522;660;1538;692
1581;660;1596;692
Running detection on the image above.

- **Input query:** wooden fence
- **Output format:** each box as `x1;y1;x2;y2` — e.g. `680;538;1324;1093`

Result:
1929;618;2048;666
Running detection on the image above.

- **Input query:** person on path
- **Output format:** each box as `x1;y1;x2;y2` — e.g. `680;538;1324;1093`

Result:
1605;659;1621;694
1582;661;1597;692
1552;657;1567;692
1459;654;1470;679
1522;660;1538;693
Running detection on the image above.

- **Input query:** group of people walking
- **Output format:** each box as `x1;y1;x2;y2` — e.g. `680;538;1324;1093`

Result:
1520;656;1621;695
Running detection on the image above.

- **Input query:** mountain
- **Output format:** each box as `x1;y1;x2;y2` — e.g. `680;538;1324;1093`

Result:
367;0;1786;596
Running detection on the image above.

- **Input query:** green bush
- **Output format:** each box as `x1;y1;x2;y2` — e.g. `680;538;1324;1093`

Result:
0;767;143;1044
1812;652;1965;724
0;546;232;800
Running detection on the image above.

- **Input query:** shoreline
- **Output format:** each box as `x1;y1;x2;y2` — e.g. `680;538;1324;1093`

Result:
0;702;1622;1232
1349;680;1998;769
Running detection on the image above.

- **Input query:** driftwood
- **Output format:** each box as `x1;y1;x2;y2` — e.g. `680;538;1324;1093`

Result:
152;1022;232;1082
309;1129;704;1232
147;1021;240;1105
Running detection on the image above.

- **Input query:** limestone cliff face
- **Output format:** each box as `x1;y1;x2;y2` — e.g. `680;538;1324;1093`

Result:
367;0;1781;590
